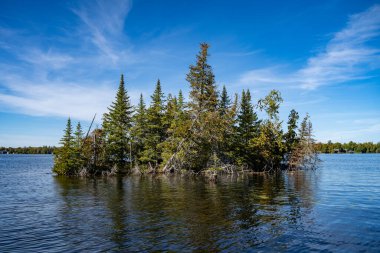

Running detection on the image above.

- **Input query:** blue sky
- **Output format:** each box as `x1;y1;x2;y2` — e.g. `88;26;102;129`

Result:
0;0;379;147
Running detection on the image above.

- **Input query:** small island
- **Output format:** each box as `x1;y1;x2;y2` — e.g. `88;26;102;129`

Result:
53;44;317;177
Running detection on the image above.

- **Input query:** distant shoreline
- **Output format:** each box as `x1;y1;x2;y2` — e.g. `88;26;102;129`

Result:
0;146;55;155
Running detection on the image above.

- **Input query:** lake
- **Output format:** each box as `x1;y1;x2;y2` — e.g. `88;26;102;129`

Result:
0;154;379;252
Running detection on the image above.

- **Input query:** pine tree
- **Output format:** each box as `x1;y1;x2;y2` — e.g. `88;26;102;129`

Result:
219;85;231;116
178;90;185;111
284;109;299;154
236;89;259;146
52;45;319;175
131;94;147;162
141;79;166;167
187;43;218;112
234;89;260;166
74;122;83;148
102;74;134;173
73;122;85;170
163;94;178;132
218;88;238;164
53;118;77;175
179;43;223;171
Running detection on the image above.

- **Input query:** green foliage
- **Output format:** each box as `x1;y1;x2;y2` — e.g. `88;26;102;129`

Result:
187;43;218;112
160;90;191;169
53;118;78;175
249;121;285;170
102;74;134;173
315;141;380;153
234;89;260;167
258;90;283;121
219;85;230;116
0;146;55;154
249;90;285;170
179;43;226;171
236;90;259;145
288;114;318;169
53;44;329;176
140;79;166;166
284;109;300;153
131;94;147;162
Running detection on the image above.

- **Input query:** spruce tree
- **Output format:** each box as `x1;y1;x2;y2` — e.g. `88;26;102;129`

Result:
284;109;299;153
62;118;74;147
180;43;223;171
235;89;260;166
218;88;238;164
236;89;259;146
187;43;218;112
53;118;76;175
178;90;185;111
102;74;134;173
131;94;147;162
141;79;166;166
73;122;85;170
219;85;231;116
74;122;83;148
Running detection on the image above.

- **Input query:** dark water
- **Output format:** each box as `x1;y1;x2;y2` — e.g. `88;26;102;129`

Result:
0;154;380;252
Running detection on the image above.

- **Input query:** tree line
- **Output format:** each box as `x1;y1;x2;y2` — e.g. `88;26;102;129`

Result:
53;43;317;177
0;146;55;154
315;141;380;153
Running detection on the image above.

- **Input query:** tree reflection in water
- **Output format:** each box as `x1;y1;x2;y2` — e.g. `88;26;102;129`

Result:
54;171;316;251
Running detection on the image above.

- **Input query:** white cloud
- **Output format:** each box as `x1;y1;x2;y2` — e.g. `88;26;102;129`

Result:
239;4;380;89
72;0;132;64
0;0;143;120
20;49;74;70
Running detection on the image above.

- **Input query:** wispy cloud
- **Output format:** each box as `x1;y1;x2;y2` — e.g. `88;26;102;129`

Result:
0;79;113;120
72;0;132;64
21;49;74;70
0;0;145;120
239;4;380;89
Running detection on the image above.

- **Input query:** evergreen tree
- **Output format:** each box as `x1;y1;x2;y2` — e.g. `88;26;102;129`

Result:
187;43;218;112
141;79;166;167
163;94;178;132
53;118;77;175
236;89;259;146
73;122;85;170
235;89;260;166
102;74;134;173
62;118;74;147
52;45;319;176
178;90;185;111
284;109;299;153
179;43;223;171
219;85;231;116
219;90;239;164
131;94;147;162
74;122;83;148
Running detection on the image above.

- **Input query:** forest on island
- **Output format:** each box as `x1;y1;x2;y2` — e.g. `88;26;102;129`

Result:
2;141;378;155
53;43;317;177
